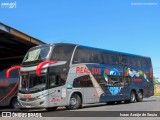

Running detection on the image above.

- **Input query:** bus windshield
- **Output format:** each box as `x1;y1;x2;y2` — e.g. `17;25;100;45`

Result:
19;73;46;92
23;46;51;62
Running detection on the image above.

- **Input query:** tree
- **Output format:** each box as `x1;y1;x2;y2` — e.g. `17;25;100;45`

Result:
153;76;160;85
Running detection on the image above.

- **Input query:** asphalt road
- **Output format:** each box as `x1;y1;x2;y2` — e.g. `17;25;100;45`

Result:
1;96;160;120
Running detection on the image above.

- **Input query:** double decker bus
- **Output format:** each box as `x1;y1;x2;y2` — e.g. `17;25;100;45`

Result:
6;43;154;110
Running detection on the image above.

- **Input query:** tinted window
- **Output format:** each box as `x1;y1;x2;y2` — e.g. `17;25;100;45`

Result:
51;44;75;61
92;51;103;63
49;73;67;88
73;47;103;64
141;58;151;68
73;75;93;87
120;55;128;66
106;76;131;86
123;76;131;86
103;53;119;65
103;52;112;64
128;56;136;67
94;75;107;87
111;54;119;65
136;57;141;67
127;56;143;67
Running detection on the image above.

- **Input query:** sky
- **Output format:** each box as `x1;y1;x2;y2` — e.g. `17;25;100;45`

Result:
0;0;160;78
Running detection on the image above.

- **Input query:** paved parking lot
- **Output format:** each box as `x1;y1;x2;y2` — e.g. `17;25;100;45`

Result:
0;96;160;119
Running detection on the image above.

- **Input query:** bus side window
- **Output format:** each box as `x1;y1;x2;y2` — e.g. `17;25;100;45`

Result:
111;54;119;65
106;76;130;86
94;75;107;87
120;55;128;66
137;57;141;67
103;52;112;64
49;74;66;88
51;44;75;61
128;56;135;67
92;51;103;64
73;47;91;64
49;75;56;87
73;75;93;87
107;76;120;86
123;76;131;86
141;58;147;68
73;56;79;64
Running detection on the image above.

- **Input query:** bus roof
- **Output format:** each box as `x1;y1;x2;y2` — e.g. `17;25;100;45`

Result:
36;43;150;59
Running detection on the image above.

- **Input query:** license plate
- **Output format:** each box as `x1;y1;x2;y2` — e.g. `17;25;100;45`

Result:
25;104;31;108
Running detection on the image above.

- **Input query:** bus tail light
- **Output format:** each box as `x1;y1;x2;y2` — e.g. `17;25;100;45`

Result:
36;60;58;76
150;67;153;79
6;66;21;78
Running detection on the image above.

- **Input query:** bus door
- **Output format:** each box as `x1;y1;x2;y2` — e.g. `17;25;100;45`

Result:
48;74;67;107
85;87;97;103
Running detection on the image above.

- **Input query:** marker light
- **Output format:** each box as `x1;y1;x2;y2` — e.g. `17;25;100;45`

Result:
36;60;58;76
6;66;21;78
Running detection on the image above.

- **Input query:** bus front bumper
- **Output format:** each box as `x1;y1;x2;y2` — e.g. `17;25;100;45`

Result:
18;96;48;109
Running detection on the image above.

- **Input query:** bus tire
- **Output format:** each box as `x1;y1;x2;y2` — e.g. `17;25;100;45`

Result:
10;98;20;109
66;93;82;110
125;91;136;103
46;107;58;111
136;91;143;102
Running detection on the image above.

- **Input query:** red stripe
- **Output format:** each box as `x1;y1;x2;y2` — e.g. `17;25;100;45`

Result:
0;81;18;103
6;66;21;78
8;89;18;101
36;60;58;76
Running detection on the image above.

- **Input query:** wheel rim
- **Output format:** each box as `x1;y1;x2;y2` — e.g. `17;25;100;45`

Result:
70;98;77;106
13;101;20;109
131;92;135;102
138;92;143;99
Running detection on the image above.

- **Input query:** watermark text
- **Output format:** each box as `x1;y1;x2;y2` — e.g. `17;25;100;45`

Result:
1;1;16;8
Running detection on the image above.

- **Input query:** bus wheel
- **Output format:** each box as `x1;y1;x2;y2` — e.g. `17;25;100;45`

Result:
130;91;136;103
126;91;136;103
66;93;82;110
136;91;143;102
11;98;20;109
46;107;58;111
125;91;136;103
